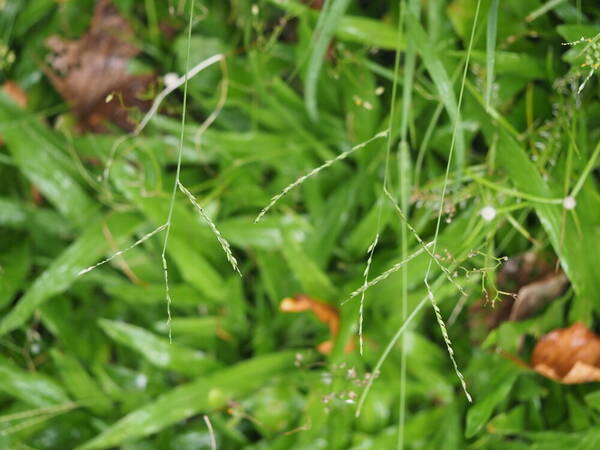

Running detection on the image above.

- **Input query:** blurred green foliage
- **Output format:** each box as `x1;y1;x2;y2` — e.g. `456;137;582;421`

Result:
0;0;599;448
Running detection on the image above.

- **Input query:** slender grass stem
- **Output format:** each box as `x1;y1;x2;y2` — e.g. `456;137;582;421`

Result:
254;130;389;223
422;0;483;403
161;0;196;343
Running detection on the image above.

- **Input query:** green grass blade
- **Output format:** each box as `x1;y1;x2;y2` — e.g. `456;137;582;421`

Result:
526;0;567;22
78;351;305;450
0;213;141;336
267;0;404;50
485;0;499;110
496;131;600;319
465;358;521;437
405;18;465;172
304;0;352;120
282;228;337;300
0;359;69;408
99;319;221;376
50;350;112;415
0;95;98;227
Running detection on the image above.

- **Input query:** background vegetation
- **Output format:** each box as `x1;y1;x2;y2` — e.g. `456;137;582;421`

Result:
0;0;599;448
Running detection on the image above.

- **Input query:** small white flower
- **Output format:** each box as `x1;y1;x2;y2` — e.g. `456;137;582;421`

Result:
480;206;496;221
163;73;179;89
563;196;576;210
134;373;148;389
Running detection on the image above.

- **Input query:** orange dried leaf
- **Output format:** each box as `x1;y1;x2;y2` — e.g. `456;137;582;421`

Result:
280;294;353;355
2;81;27;108
532;323;600;384
280;294;339;334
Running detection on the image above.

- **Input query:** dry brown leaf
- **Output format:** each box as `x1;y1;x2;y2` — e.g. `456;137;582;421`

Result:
509;271;569;321
469;252;569;338
305;0;325;10
532;323;600;384
43;0;154;132
280;294;353;355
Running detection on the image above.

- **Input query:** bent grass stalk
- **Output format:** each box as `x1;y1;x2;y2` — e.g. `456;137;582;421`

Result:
204;415;217;450
193;57;229;153
2;414;65;435
177;181;241;276
103;53;225;182
254;129;389;223
134;53;225;136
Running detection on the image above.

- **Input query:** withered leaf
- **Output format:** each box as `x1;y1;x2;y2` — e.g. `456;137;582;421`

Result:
43;0;154;132
469;252;569;337
532;323;600;384
280;294;353;354
305;0;325;10
509;271;569;321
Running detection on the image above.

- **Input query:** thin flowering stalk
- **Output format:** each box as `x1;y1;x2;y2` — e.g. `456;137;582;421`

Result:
342;243;433;305
177;181;241;276
255;130;389;223
77;224;167;277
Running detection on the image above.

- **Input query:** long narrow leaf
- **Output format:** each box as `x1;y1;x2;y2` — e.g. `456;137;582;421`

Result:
485;0;499;109
78;351;305;449
0;213;141;336
406;17;465;172
305;0;352;120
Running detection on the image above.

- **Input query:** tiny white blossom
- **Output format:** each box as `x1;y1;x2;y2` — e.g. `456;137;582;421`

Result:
480;206;496;221
135;373;148;389
563;196;576;210
163;73;179;89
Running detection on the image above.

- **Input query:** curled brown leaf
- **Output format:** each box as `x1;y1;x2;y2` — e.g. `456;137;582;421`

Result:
280;294;353;355
43;0;155;132
509;271;569;321
532;323;600;384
